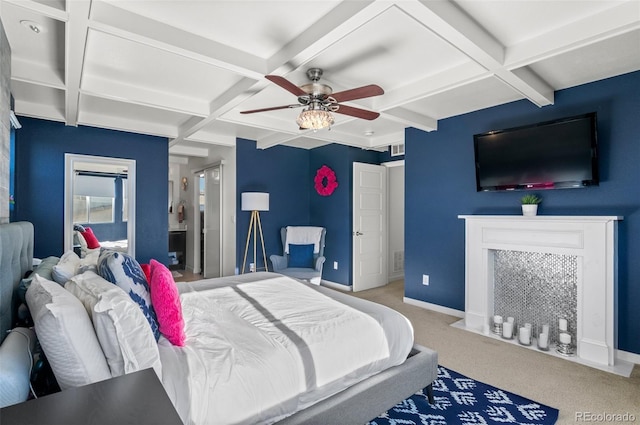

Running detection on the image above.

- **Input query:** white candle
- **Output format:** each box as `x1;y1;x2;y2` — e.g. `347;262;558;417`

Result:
538;333;549;349
494;315;503;324
502;322;513;338
519;327;531;344
559;318;568;331
559;332;571;344
542;324;550;335
507;317;515;323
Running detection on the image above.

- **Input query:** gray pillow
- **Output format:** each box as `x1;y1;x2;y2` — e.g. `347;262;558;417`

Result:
0;327;35;408
17;256;60;304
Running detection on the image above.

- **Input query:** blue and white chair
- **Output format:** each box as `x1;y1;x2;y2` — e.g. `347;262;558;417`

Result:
270;226;326;285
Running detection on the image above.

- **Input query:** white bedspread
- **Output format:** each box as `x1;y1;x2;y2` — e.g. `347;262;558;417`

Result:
158;273;413;425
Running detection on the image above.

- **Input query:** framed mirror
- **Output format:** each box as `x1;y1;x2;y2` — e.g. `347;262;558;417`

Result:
64;154;136;257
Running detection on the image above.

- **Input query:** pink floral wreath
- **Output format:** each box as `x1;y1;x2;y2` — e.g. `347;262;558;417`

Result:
314;165;338;196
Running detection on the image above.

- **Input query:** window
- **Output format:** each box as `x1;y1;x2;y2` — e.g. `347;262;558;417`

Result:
390;143;405;157
73;195;114;223
73;174;116;224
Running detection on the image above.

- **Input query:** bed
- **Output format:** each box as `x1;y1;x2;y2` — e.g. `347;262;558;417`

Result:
0;221;438;424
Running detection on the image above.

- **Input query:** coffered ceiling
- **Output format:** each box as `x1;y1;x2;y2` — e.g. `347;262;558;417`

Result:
1;0;639;157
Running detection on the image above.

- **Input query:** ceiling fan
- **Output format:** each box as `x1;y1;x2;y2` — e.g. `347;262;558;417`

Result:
240;68;384;130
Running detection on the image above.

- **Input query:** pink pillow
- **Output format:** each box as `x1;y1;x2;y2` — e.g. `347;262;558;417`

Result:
81;227;100;249
149;259;186;346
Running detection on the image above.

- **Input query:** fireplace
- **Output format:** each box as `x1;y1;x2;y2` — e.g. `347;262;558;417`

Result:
457;215;630;375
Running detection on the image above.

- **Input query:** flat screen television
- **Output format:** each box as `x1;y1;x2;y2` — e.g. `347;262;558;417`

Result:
473;112;599;192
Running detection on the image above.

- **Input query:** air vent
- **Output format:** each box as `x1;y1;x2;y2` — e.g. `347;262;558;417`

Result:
390;143;404;156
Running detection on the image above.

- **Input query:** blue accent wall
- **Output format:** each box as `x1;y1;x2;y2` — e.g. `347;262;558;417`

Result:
236;138;310;272
405;70;640;354
13;117;169;264
308;144;379;284
236;139;381;284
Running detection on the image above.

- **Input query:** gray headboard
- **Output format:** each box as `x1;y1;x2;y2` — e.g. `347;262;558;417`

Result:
0;222;34;344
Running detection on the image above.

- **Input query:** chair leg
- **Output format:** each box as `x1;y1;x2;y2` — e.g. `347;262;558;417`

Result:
425;383;435;404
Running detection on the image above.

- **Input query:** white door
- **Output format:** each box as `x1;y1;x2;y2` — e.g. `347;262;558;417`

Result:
203;166;222;278
352;162;387;291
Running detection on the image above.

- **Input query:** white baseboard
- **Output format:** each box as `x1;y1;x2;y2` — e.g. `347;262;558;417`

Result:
403;296;465;318
320;279;352;291
616;348;640;365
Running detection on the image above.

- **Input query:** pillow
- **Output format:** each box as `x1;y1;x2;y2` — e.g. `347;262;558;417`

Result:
288;244;315;268
140;263;151;283
0;328;35;408
17;256;59;304
97;249;160;341
25;274;111;390
149;259;185;346
65;271;162;379
77;249;100;274
75;230;89;256
51;250;81;285
80;227;100;249
73;224;86;233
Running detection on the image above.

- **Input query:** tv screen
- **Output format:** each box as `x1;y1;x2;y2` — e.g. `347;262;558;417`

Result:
474;112;599;192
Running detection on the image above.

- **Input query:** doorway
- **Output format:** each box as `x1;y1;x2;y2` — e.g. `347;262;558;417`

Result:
193;164;222;278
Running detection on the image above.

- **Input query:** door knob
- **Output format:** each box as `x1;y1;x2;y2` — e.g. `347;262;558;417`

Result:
354;231;363;236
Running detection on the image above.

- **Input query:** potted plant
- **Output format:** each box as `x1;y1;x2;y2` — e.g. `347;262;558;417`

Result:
521;194;541;216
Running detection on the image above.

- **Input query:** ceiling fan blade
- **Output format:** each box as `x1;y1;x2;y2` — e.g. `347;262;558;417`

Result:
240;104;302;114
265;75;308;97
334;104;380;120
331;84;384;102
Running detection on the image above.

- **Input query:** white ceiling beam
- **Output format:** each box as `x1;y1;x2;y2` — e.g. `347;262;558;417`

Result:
184;134;236;147
77;112;178;140
369;131;406;149
64;0;91;126
169;145;209;158
169;155;189;165
11;58;65;89
397;0;554;107
382;107;437;133
4;0;68;21
266;1;389;73
506;1;640;69
81;73;209;117
15;100;64;122
89;1;266;80
170;77;260;146
377;62;487;110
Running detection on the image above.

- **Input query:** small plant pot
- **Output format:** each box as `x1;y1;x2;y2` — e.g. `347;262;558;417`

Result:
522;204;538;216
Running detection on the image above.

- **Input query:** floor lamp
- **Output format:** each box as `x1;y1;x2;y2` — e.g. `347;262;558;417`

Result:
241;192;269;273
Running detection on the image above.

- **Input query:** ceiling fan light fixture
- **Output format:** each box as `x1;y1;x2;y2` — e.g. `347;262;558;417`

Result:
296;108;334;130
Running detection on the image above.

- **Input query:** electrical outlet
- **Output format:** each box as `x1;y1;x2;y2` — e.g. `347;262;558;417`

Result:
333;261;338;270
422;274;429;286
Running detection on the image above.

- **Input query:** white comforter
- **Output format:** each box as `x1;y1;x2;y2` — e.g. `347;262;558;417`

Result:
158;273;413;425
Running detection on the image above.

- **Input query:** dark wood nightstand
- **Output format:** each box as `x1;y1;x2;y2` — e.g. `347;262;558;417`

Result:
0;368;183;425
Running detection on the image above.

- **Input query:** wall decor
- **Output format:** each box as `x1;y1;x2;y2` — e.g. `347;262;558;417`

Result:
314;165;338;196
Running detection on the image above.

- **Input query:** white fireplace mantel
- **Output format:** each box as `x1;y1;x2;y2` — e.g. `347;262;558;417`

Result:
458;215;622;370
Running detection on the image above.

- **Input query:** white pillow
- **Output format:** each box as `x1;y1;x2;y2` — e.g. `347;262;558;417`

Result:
65;271;162;379
25;274;111;390
51;250;81;285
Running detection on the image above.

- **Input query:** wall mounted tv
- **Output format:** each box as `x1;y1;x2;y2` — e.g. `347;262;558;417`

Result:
474;112;599;192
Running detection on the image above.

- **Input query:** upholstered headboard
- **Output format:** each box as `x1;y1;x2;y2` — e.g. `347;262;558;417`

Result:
0;222;34;344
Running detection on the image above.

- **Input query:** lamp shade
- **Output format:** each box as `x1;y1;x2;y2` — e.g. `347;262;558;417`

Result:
241;192;269;211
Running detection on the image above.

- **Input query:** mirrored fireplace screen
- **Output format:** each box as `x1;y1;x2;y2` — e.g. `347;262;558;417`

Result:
493;250;578;344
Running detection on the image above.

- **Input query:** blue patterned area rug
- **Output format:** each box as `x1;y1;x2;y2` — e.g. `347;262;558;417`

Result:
369;365;559;425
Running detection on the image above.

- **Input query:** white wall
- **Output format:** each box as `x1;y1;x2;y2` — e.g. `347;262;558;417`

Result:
386;162;404;280
1;21;11;224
